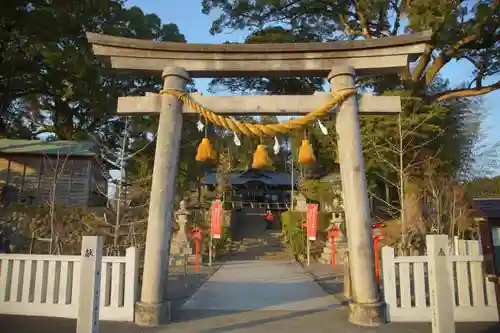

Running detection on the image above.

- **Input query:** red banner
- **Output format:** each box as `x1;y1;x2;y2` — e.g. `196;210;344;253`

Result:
306;203;318;241
211;200;223;239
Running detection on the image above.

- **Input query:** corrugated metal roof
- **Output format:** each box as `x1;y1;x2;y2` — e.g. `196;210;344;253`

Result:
0;139;98;157
473;198;500;219
203;168;297;186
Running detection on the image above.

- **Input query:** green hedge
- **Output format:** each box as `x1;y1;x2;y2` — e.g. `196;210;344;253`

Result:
281;210;332;258
214;224;231;255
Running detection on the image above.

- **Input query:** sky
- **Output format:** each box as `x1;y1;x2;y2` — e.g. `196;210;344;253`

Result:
126;0;500;147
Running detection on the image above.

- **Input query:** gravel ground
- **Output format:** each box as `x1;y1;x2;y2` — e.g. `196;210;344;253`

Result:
299;258;347;304
167;263;221;318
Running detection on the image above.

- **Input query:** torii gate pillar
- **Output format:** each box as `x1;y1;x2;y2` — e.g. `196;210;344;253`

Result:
330;66;384;326
135;67;190;326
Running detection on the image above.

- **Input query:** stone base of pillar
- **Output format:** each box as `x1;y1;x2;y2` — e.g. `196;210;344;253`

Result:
348;301;385;327
135;301;171;326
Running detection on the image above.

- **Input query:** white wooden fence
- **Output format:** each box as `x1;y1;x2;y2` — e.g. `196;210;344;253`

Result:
0;247;139;321
382;240;499;322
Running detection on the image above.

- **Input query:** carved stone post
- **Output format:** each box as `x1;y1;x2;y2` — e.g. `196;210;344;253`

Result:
170;200;193;266
329;66;384;326
135;67;190;326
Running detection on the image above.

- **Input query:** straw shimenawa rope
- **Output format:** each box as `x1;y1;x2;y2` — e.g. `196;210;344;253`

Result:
160;88;357;137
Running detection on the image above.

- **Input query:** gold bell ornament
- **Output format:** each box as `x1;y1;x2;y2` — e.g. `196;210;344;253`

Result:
252;144;272;169
298;139;316;165
195;138;216;164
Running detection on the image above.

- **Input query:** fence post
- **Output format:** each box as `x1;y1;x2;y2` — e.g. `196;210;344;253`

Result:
125;247;140;321
453;236;459;255
76;236;103;333
427;235;455;333
381;246;396;322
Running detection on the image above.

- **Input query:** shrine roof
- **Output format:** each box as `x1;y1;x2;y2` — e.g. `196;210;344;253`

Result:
473;198;500;219
203;169;298;186
0;139;98;157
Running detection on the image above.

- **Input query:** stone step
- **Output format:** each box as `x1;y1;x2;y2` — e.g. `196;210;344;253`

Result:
320;250;348;264
320;253;332;262
322;244;346;254
318;257;329;265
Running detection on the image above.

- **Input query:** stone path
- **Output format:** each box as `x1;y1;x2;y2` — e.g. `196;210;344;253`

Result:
181;260;341;312
177;208;342;314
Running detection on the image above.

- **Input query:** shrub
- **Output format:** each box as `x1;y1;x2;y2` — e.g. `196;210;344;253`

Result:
281;210;332;258
214;224;231;255
198;209;232;258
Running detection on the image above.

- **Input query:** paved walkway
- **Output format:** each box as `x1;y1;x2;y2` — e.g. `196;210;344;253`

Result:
181;260;341;312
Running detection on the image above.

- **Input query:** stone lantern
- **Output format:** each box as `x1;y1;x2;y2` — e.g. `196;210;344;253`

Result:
169;200;196;266
319;184;347;265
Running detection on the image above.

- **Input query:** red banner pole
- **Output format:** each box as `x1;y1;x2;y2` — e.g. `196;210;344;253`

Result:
374;237;380;285
194;238;200;273
331;236;336;270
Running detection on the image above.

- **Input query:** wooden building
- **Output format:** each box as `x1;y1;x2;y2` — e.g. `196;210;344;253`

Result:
203;168;297;204
0;139;107;207
473;198;500;319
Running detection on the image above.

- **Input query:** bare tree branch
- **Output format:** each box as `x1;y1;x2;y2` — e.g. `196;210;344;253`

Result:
432;80;500;103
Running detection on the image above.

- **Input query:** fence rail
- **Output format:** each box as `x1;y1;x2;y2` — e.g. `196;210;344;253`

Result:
381;240;498;322
226;201;290;210
0;247;139;321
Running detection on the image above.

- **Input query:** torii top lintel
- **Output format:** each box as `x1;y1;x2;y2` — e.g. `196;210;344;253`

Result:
86;31;432;78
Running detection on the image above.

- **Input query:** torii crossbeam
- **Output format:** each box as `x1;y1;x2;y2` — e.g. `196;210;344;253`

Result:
118;92;401;116
86;31;432;327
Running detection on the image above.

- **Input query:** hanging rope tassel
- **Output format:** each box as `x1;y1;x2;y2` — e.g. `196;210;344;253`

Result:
298;139;316;165
252;144;272;169
195;138;216;163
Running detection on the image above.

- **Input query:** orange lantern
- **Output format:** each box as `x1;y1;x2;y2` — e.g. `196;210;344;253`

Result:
328;225;341;270
190;227;203;272
372;223;384;285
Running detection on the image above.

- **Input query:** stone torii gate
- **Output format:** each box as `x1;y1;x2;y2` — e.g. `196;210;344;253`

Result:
86;31;431;327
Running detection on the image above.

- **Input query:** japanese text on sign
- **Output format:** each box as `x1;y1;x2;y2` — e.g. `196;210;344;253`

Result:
211;200;223;239
306;204;318;241
84;249;94;258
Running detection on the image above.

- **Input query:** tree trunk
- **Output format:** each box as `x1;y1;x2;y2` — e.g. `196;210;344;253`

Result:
0;94;13;136
53;99;76;140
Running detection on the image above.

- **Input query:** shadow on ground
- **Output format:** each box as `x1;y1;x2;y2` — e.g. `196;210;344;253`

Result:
167;264;221;319
2;308;499;333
